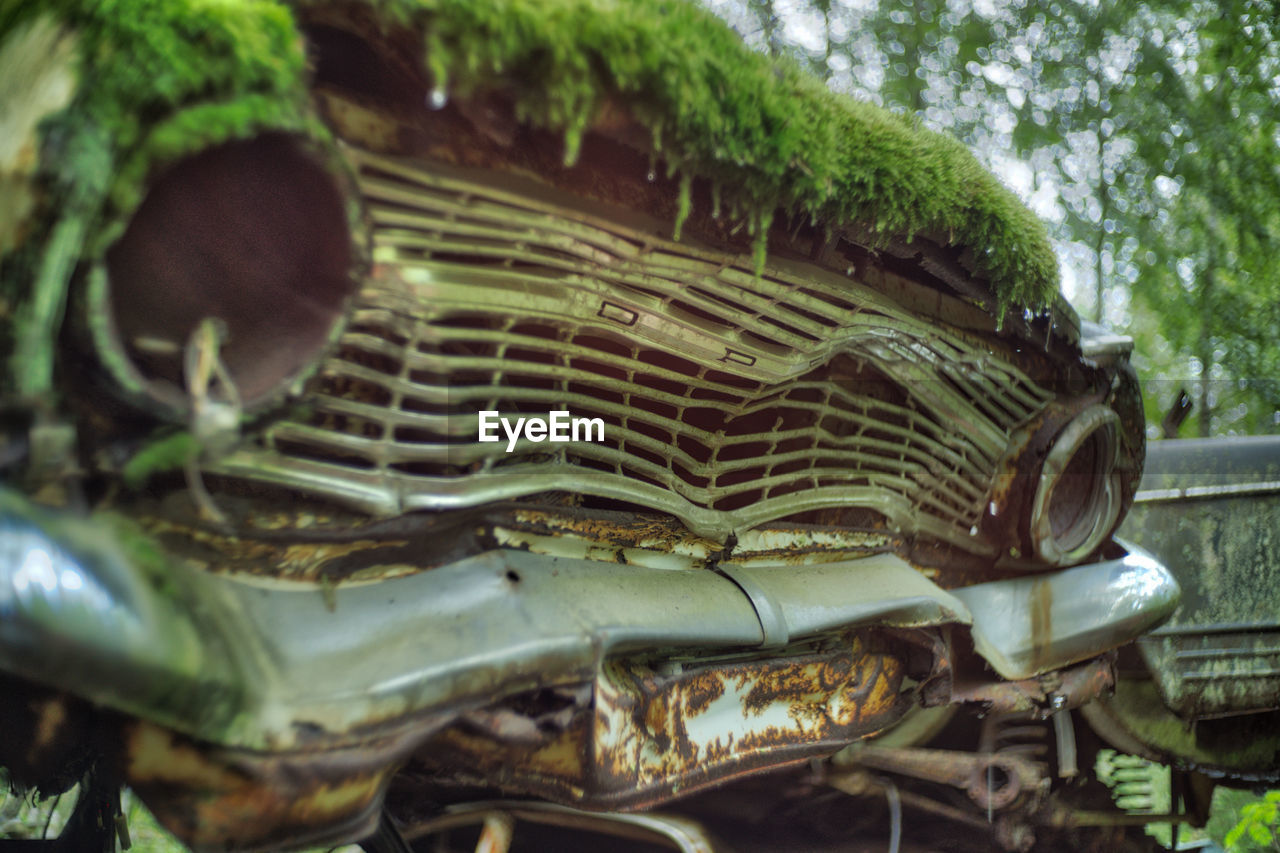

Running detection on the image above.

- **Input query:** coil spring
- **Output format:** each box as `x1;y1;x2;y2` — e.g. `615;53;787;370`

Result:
980;712;1051;771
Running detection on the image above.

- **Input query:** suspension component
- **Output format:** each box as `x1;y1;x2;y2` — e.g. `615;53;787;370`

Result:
833;744;1046;812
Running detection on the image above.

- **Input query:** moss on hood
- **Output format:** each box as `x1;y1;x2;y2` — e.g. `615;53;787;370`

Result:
4;0;1060;400
356;0;1060;313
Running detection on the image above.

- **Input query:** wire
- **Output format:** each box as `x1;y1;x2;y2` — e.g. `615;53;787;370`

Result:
883;778;901;853
41;792;62;840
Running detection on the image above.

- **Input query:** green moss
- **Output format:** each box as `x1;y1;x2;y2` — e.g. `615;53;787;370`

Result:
3;0;1061;403
1106;679;1279;770
0;0;316;397
122;431;198;490
672;172;693;242
0;0;313;230
357;0;1059;313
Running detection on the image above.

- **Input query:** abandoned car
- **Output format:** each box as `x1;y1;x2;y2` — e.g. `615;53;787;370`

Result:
0;0;1223;850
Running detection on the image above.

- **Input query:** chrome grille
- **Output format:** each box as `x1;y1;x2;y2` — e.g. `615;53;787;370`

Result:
210;147;1054;549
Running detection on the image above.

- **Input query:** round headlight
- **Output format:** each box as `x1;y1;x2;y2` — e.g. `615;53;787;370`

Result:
1029;404;1122;566
95;134;359;415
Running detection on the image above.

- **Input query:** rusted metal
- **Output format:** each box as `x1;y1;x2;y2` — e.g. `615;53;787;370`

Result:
0;675;446;853
127;495;905;582
834;744;1045;813
826;768;996;831
977;711;1054;781
823;767;1039;851
949;655;1116;716
412;632;909;809
494;506;902;572
121;719;429;853
124;491;493;583
0;675;96;794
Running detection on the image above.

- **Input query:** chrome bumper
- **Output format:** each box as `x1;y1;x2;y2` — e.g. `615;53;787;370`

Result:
0;494;1178;750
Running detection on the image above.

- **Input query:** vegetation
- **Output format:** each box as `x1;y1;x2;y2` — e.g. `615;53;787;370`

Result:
0;780;360;852
0;0;316;399
721;0;1280;435
1221;789;1280;853
387;0;1060;312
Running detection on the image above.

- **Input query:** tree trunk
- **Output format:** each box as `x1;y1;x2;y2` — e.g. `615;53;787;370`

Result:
1197;264;1215;438
1094;123;1111;324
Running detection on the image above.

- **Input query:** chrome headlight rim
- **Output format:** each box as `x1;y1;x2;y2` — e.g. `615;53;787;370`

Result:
82;121;368;423
1029;404;1122;566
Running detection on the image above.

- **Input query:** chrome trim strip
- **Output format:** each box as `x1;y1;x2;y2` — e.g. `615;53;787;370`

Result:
1134;480;1280;503
0;498;958;749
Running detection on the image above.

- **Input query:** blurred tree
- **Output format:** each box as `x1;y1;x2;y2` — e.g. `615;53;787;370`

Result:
708;0;1280;435
1121;1;1280;436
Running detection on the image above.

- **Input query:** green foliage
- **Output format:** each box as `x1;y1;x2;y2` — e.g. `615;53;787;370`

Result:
1208;788;1280;845
0;0;316;399
121;431;197;490
731;0;1280;436
370;0;1059;313
1223;790;1280;852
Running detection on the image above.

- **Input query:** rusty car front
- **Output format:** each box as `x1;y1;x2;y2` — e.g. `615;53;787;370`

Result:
0;1;1181;849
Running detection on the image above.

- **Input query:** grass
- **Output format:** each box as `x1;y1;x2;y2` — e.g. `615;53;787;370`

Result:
0;776;361;852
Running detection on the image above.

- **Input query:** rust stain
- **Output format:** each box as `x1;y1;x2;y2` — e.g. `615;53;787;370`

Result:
138;515;412;582
842;744;1044;813
503;509;899;568
644;694;670;736
410;633;909;809
682;671;725;715
949;655;1114;714
1029;578;1053;675
510;509;707;554
123;720;416;851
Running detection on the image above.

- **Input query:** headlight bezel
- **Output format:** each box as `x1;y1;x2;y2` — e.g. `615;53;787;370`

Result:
81;121;368;424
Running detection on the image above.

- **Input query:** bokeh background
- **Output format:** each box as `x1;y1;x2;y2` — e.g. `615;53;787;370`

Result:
706;0;1280;440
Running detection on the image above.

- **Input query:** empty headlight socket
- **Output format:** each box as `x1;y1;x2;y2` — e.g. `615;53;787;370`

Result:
1027;404;1124;566
82;128;368;423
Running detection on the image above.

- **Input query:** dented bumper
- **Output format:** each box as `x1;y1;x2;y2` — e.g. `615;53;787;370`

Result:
0;492;1179;847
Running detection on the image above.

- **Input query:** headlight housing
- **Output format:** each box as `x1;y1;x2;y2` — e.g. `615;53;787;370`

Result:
1029;404;1123;566
87;133;361;418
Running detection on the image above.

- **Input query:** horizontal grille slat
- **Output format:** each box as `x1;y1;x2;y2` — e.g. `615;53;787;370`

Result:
212;147;1058;550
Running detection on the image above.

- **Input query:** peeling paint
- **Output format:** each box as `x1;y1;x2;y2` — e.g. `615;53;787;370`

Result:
414;633;908;808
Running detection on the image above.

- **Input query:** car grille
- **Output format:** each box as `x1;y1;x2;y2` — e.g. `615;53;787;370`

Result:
209;147;1054;550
